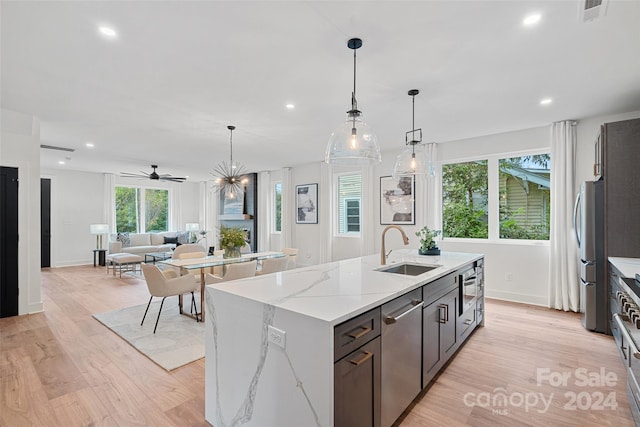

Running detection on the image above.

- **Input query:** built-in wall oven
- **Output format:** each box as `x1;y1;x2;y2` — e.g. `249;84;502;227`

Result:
611;274;640;426
459;262;481;315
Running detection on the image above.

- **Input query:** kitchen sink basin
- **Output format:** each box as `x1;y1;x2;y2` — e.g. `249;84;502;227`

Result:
376;263;440;276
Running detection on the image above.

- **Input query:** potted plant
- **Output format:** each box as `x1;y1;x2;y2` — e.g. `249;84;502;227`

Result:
219;225;246;259
416;226;441;255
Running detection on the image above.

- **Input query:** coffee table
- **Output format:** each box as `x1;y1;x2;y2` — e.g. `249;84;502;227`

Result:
144;251;173;264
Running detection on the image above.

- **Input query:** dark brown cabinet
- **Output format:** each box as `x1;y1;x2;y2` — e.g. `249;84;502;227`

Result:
334;307;381;427
423;288;458;386
334;336;381;427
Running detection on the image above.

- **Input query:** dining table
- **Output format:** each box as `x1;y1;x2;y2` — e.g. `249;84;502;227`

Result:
160;251;286;321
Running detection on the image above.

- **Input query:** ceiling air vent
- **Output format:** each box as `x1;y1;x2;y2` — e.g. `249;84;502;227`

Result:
579;0;609;22
40;144;75;152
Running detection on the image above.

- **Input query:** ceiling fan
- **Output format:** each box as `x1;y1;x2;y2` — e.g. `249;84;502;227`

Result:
120;165;186;183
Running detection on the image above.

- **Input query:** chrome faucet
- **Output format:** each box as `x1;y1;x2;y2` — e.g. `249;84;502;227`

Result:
381;225;409;265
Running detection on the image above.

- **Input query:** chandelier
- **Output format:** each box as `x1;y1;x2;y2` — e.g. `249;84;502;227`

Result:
325;37;381;166
213;125;248;199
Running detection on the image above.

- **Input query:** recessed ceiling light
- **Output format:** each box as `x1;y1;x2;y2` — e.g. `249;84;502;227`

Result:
286;104;295;109
523;13;542;26
85;142;94;148
98;26;117;38
540;98;553;105
58;161;65;165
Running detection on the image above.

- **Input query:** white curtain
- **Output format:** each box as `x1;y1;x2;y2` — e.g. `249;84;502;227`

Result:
170;183;183;231
257;171;271;251
280;167;292;249
103;173;116;236
360;166;375;256
319;161;332;263
549;121;580;312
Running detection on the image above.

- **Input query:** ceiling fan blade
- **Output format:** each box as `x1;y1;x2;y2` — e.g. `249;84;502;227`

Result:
161;176;186;182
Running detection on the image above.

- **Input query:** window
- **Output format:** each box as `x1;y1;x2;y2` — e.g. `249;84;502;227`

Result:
499;154;551;240
274;182;282;232
344;198;361;232
337;174;361;235
115;186;168;233
442;160;488;238
441;152;552;241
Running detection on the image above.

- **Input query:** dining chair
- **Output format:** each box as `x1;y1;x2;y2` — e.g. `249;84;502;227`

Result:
172;243;205;259
281;247;299;270
255;256;289;276
205;260;257;285
140;263;200;333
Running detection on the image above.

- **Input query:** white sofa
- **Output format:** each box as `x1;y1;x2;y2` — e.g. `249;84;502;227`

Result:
108;231;187;255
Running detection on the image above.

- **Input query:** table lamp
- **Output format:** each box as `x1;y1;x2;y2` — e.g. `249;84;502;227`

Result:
90;224;109;249
186;223;199;243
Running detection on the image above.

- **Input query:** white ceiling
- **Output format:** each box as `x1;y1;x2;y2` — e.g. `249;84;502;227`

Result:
2;1;640;182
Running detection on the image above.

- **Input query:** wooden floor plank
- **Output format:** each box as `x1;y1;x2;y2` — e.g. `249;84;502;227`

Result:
0;265;636;426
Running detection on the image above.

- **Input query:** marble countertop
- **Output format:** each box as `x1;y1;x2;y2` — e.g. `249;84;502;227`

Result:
206;249;482;325
609;257;640;278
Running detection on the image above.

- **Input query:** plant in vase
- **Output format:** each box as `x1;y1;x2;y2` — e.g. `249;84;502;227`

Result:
219;225;246;259
416;226;441;255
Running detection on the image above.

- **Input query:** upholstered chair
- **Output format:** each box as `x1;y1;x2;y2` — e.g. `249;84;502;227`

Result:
140;263;200;333
255;256;289;276
281;247;299;270
205;260;257;285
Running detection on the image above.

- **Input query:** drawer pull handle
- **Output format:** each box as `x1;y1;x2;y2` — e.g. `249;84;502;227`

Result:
438;304;447;324
464;319;473;325
347;326;372;340
349;351;373;366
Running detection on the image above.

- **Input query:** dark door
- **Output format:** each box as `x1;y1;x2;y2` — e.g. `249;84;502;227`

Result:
334;336;381;427
41;178;51;268
0;166;19;317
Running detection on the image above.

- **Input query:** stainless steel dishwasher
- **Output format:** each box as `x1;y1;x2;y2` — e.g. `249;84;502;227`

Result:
381;288;423;427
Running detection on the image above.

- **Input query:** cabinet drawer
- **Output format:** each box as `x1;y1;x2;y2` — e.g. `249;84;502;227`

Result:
458;306;476;340
335;307;381;362
422;271;457;306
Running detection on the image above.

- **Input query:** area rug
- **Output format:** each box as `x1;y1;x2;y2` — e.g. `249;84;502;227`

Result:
93;296;204;371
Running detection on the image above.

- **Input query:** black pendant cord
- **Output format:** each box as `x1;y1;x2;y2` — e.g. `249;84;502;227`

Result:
227;125;235;165
411;94;416;157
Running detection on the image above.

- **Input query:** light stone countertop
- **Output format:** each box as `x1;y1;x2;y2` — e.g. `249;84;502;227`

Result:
206;249;482;325
609;257;640;278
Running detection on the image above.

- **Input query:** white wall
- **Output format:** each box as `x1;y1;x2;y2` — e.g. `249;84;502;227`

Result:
266;110;640;306
0;109;43;314
41;169;106;266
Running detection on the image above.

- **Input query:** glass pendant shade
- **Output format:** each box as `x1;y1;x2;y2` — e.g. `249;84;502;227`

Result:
326;114;381;166
392;144;429;179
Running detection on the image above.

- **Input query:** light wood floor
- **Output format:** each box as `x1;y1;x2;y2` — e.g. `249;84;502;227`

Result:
0;265;635;427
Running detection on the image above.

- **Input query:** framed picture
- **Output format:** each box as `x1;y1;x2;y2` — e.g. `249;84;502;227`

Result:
380;176;415;225
296;183;318;224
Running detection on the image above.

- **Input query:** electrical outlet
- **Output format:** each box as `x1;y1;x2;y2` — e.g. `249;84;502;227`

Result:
268;325;286;349
505;272;513;282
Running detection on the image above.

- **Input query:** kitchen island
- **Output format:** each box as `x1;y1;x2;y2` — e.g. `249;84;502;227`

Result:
204;250;483;427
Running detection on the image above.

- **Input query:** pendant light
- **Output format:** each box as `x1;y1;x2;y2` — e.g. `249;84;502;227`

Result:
392;89;433;179
325;38;381;166
213;125;248;199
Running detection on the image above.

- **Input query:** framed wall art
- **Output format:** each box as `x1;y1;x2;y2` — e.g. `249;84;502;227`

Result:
380;176;415;225
296;183;318;224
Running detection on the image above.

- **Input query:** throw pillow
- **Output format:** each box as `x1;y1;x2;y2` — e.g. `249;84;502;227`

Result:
117;232;131;248
164;236;178;244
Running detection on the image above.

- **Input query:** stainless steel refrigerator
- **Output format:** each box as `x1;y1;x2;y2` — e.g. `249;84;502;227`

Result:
573;117;640;334
574;180;605;332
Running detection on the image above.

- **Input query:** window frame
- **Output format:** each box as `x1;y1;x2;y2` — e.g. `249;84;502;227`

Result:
343;197;361;233
335;172;362;237
115;184;170;234
273;181;282;234
439;148;551;245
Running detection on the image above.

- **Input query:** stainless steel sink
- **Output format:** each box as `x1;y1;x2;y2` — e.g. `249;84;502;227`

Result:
377;263;440;276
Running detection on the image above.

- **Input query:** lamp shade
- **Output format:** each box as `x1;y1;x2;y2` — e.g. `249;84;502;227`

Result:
392;145;429;179
90;224;109;234
186;223;200;232
325;115;381;166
